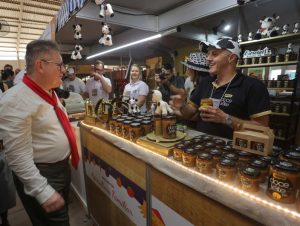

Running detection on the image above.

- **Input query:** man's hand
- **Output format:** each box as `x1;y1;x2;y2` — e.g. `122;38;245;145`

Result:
169;95;185;110
41;191;65;213
93;73;102;81
200;106;227;124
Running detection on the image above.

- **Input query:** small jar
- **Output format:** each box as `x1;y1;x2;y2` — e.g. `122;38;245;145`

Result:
270;146;283;158
196;152;214;174
173;143;185;161
141;120;153;136
222;152;239;162
133;118;143;123
222;145;233;153
129;122;141;142
203;142;215;151
162;115;177;139
191;137;203;144
122;120;132;139
109;117;118;134
182;148;197;167
154;115;162;136
193;144;205;153
227;140;233;146
202;135;214;142
116;118;125;137
266;160;300;204
213;138;226;146
209;148;223;168
279;151;300;167
250;158;269;183
238;166;261;193
180;140;193;147
216;158;237;182
259;155;275;165
238;151;255;168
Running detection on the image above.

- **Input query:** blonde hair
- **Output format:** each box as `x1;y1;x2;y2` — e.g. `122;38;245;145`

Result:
130;64;142;81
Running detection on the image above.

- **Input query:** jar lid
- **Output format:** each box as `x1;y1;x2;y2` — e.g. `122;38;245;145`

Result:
213;139;226;145
136;115;145;119
141;120;152;125
130;122;141;127
111;116;118;121
272;160;300;172
144;117;152;121
126;117;134;121
238;151;254;157
202;135;213;141
192;138;203;144
250;159;268;169
117;118;125;122
209;148;223;156
204;142;215;148
219;158;236;167
123;120;132;125
183;148;197;155
162;115;176;120
133;118;143;123
222;145;233;152
197;152;213;160
193;144;205;151
283;151;300;160
241;166;261;177
180;140;192;147
270;146;283;157
222;152;239;161
259;155;274;164
227;140;233;146
174;143;185;149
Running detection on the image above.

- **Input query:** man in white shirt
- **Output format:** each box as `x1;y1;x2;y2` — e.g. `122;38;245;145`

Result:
0;40;77;226
84;60;112;105
63;67;85;95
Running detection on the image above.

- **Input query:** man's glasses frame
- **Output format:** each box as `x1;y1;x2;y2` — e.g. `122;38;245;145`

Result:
40;59;65;71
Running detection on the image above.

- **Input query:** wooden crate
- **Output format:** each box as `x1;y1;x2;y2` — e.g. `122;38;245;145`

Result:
233;123;274;156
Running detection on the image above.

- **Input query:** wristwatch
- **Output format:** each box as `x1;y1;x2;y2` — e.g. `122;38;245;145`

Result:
224;114;233;127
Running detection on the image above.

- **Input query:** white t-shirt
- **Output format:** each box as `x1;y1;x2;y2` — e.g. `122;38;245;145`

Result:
184;77;194;99
63;77;85;94
84;76;112;105
123;80;149;112
0;89;2;98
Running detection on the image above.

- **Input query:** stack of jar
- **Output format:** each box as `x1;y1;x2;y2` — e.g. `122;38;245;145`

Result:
154;114;177;139
108;113;154;142
172;135;300;209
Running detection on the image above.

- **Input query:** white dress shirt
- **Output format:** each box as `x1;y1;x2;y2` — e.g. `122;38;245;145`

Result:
0;82;70;204
123;80;149;112
84;76;111;105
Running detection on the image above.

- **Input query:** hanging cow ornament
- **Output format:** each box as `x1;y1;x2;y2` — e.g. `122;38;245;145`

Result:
71;45;83;60
73;24;82;40
99;22;112;46
94;0;114;18
254;14;280;40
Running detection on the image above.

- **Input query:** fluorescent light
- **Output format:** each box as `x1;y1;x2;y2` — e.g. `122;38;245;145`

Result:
223;24;231;31
87;34;162;60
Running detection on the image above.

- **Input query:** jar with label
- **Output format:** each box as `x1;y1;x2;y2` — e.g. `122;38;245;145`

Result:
141;120;153;136
209;148;223;168
196;152;213;174
238;166;261;193
259;155;275;165
129;122;141;143
154;115;162;136
238;151;255;168
109;116;118;134
162;115;177;139
216;158;237;182
115;118;125;137
182;148;197;167
266;160;300;203
173;143;185;161
250;158;269;183
279;151;300;167
122;120;132;139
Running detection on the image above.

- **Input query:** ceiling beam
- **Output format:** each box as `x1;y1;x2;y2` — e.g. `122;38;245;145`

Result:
16;0;24;57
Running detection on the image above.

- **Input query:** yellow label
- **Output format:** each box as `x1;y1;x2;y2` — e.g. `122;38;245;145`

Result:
224;94;233;98
273;172;287;180
272;192;282;200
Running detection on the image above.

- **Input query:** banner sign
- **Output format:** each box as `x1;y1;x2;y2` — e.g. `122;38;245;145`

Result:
243;47;276;58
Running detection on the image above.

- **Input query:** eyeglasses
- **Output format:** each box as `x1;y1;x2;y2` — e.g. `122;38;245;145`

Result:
40;59;65;72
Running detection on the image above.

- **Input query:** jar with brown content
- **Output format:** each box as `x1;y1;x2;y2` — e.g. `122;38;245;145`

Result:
115;118;125;137
154;115;162;136
181;140;193;147
238;151;255;168
266;160;300;204
173;143;185;161
222;152;239;162
109;116;118;134
209;148;223;168
279;151;300;167
213;138;226;146
122;120;132;139
203;142;215;151
162;115;177;139
227;140;233;146
141;120;153;136
182;148;197;167
222;145;233;153
133;118;143;123
216;158;237;182
196;152;213;174
193;144;205;153
250;158;269;183
238;166;261;193
191;137;203;144
129;122;141;142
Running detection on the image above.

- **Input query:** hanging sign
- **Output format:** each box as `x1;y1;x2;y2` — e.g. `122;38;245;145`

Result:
243;47;276;58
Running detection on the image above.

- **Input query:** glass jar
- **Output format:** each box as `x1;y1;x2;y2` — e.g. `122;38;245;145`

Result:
238;151;255;168
250;158;269;183
193;144;205;153
109;116;118;134
115;118;125;137
196;152;213;174
266;160;300;204
279;151;300;167
122;120;132;139
162;115;177;139
209;148;223;168
203;142;215;151
222;152;239;162
191;137;203;145
182;148;197;167
129;122;141;143
133;118;143;123
141;120;153;136
154;115;162;136
238;166;261;193
216;158;237;182
213;138;226;146
173;143;185;161
222;145;233;153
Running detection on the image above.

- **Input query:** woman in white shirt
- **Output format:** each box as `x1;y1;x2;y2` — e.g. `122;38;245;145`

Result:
123;64;149;112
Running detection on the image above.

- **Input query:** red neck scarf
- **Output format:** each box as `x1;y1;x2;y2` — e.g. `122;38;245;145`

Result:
23;74;79;169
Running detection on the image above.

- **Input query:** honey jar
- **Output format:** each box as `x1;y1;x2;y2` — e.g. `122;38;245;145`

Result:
162;115;177;139
216;158;237;182
182;148;197;167
222;152;239;162
279;151;300;167
227;140;233;146
238;151;255;168
222;145;233;153
115;118;125;137
129;122;141;143
266;160;300;204
133;118;143;123
250;158;269;183
196;152;213;174
109;116;118;134
193;144;205;153
238;166;261;192
173;143;185;161
213;138;226;146
122;120;132;139
203;142;215;151
154;115;162;136
141;120;153;136
191;137;203;144
181;140;193;147
209;148;223;168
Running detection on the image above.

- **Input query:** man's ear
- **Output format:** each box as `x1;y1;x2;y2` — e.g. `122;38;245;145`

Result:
228;54;238;64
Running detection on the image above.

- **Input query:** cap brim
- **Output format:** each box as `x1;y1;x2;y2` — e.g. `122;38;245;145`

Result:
180;61;209;72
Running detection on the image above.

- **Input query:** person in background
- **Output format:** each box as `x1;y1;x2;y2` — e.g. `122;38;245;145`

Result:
63;67;85;95
84;60;112;106
182;51;210;99
14;68;21;76
155;63;185;103
1;69;14;89
3;64;13;71
170;37;271;139
0;40;80;226
123;64;149;113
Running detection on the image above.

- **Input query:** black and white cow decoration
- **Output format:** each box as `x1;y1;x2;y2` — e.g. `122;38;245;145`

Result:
254;14;280;39
286;43;293;54
248;32;253;41
238;34;243;43
281;24;289;35
71;45;83;60
73;24;82;40
293;22;299;33
94;0;114;18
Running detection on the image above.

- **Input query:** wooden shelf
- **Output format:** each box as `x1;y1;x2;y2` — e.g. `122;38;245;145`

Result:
271;112;290;116
237;61;299;68
240;33;300;46
275;135;296;141
267;87;294;91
